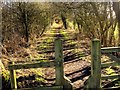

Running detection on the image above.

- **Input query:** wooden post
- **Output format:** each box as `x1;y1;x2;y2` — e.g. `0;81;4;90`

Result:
9;61;17;89
89;39;101;89
55;38;64;85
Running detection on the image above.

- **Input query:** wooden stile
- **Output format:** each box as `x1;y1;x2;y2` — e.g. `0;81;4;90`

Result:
8;37;73;90
87;39;120;89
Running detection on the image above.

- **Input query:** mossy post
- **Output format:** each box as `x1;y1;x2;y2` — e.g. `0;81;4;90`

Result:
55;37;64;85
90;39;101;89
9;61;17;89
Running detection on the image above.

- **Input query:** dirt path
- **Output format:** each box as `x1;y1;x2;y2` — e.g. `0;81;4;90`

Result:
35;29;92;89
43;56;90;89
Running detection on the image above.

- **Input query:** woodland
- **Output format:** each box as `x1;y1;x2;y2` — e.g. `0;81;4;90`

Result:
1;1;120;90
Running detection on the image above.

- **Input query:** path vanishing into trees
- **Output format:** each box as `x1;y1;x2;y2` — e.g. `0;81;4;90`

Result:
35;28;91;89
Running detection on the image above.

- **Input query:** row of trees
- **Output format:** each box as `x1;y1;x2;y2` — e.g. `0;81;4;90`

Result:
1;1;120;54
2;2;50;43
2;2;52;53
52;2;120;46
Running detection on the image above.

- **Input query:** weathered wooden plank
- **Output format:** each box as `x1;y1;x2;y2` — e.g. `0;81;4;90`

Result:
55;38;64;86
9;62;17;89
101;75;120;80
13;86;63;90
107;54;120;63
101;47;120;53
8;61;55;70
90;39;101;88
101;62;120;68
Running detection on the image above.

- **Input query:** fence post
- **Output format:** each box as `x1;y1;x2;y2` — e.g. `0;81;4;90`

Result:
55;38;64;85
89;39;101;89
9;61;17;89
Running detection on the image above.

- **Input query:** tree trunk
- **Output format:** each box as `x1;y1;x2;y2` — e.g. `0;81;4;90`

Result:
113;2;120;46
24;23;29;43
108;22;117;46
61;14;67;29
101;31;107;47
24;7;29;43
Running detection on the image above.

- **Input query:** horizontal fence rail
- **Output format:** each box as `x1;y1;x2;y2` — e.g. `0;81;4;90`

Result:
13;86;63;90
101;47;120;53
8;61;55;70
101;62;120;68
107;54;120;62
101;75;120;80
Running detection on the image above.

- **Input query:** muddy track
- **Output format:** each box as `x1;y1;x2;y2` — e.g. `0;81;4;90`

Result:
40;29;91;89
42;56;90;89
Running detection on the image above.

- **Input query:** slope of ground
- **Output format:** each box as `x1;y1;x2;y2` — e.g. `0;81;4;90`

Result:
35;28;91;89
1;28;91;89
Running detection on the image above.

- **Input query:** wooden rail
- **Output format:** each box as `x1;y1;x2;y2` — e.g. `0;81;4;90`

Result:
13;86;63;90
101;75;120;80
101;62;119;68
86;39;120;89
107;54;120;62
8;38;73;90
101;47;120;53
8;61;55;70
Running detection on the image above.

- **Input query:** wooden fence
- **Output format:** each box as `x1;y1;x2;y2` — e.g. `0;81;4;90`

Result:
8;38;73;90
86;39;120;89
